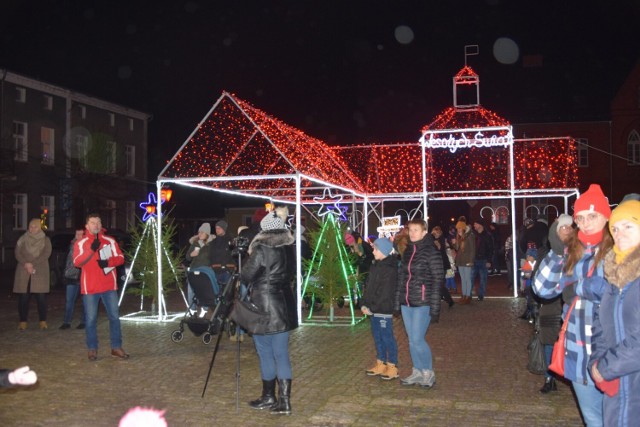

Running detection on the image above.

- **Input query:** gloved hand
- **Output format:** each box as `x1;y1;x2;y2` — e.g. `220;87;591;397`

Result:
562;284;576;303
548;227;565;255
97;259;109;269
90;236;100;252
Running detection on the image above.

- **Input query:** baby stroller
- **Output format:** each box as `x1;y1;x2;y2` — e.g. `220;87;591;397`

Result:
171;268;237;344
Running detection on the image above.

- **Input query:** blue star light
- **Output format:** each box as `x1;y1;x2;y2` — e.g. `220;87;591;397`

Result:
313;189;348;221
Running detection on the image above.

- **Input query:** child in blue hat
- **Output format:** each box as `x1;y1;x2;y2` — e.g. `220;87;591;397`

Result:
360;237;399;380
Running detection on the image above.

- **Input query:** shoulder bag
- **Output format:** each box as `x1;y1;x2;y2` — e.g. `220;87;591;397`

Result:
548;296;578;377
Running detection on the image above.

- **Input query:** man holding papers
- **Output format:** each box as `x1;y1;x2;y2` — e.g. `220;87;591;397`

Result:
73;213;128;361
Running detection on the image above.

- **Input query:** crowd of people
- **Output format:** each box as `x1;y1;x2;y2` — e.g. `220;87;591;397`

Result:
10;186;640;424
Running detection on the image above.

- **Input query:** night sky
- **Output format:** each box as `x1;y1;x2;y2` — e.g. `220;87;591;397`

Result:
2;0;639;181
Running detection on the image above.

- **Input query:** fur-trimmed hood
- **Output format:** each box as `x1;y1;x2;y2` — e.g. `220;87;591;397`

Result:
188;234;215;246
604;245;640;288
248;229;294;254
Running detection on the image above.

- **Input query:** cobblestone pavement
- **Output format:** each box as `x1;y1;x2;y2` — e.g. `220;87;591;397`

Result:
0;275;584;426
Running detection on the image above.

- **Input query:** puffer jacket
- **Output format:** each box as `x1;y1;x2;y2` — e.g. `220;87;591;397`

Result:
361;255;398;314
533;243;604;385
185;234;215;269
588;247;640;427
395;234;444;320
240;229;298;335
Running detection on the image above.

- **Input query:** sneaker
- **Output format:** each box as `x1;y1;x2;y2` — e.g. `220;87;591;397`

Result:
59;323;71;330
381;363;399;380
366;359;386;376
39;321;48;330
419;369;436;388
111;348;130;360
400;367;423;385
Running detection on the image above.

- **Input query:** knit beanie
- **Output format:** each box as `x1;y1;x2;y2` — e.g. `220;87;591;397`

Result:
260;212;285;231
198;223;211;235
609;200;640;231
556;214;573;232
574;184;611;219
373;237;394;257
455;218;467;231
525;248;538;259
215;220;228;233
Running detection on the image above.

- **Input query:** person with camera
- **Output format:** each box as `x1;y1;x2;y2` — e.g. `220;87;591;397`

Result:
209;220;235;287
240;211;297;415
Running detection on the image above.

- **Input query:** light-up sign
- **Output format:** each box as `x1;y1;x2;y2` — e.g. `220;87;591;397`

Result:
376;215;402;238
420;126;513;153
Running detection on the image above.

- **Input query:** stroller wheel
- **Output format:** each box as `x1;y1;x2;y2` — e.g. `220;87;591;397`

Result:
202;332;212;345
171;330;184;343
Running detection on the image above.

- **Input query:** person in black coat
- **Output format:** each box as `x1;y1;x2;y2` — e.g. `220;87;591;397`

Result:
431;226;455;308
240;211;297;415
361;238;399;380
395;219;444;388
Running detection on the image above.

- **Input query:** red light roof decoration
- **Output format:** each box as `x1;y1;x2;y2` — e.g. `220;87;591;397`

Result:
455;65;478;79
160;92;365;198
333;143;424;195
422;106;511;133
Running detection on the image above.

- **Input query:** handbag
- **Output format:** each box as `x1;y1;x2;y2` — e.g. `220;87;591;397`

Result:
527;330;547;375
548;296;578;377
228;277;271;335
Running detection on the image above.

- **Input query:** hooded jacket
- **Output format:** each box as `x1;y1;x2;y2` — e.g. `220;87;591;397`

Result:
240;229;298;334
588;246;640;427
73;230;124;295
395;234;444;320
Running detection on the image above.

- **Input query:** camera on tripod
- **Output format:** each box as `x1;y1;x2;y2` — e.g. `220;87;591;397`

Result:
229;236;250;257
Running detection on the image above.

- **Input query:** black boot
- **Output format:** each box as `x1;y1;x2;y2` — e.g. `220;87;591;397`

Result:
270;379;291;415
539;377;557;394
249;379;277;410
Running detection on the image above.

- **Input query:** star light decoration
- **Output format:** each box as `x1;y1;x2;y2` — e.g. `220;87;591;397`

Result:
313;189;348;222
139;193;158;222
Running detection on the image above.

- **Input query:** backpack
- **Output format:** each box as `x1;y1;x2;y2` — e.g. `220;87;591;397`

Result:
63;247;80;282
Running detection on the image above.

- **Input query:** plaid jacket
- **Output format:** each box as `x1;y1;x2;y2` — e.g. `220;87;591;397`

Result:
533;246;604;385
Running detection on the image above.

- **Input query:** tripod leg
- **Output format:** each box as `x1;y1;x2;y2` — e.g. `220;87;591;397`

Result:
201;326;225;398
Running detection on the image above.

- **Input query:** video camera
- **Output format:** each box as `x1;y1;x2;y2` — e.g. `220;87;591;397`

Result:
229;236;250;257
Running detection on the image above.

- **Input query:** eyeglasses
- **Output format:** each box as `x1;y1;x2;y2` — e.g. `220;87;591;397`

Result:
574;213;600;224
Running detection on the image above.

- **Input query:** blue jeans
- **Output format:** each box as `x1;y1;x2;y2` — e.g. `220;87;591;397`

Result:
253;332;292;380
471;259;489;298
401;305;432;370
371;314;398;365
83;290;123;350
64;283;85;325
458;266;473;297
572;381;604;427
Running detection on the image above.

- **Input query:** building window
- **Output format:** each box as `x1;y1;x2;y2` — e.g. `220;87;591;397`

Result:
106;140;116;173
104;199;117;230
16;87;26;103
125;145;135;176
41;195;55;231
13;193;28;230
13;121;28;161
76;134;89;169
109;113;115;127
577;138;589;168
628;130;640;166
44;95;53;111
79;105;86;119
129;118;134;131
126;201;136;229
41;127;55;164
